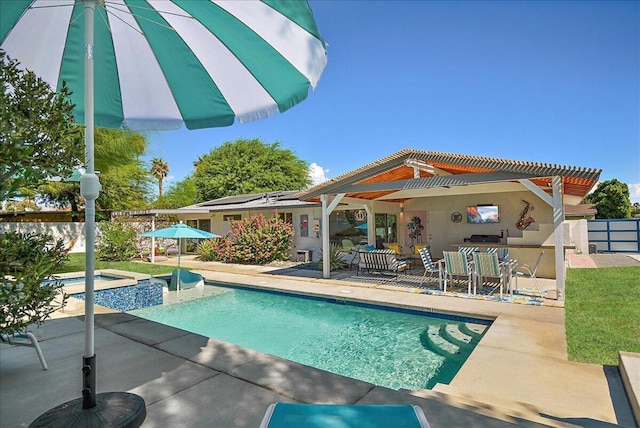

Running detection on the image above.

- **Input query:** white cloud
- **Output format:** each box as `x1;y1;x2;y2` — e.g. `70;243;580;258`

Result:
308;162;329;186
629;183;640;203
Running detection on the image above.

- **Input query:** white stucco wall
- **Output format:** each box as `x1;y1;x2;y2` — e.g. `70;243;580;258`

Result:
0;222;87;253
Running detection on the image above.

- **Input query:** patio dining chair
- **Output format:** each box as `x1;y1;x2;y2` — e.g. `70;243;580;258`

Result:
442;251;474;295
418;247;442;288
473;252;505;298
457;246;479;260
513;251;544;294
486;247;509;261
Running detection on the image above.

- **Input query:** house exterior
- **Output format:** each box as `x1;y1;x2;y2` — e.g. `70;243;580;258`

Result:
114;149;600;300
564;203;597;220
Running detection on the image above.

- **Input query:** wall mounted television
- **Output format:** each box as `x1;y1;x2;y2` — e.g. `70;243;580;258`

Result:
466;205;499;224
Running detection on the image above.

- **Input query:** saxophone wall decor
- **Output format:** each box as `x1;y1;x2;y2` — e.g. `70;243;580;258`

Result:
516;200;535;230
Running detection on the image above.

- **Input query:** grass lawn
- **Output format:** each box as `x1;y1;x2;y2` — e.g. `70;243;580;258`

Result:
565;266;640;366
55;253;175;276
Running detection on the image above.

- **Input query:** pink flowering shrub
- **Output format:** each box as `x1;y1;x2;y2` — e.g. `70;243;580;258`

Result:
196;214;294;264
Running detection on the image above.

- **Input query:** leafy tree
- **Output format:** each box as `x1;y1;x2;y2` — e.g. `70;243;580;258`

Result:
37;127;152;212
96;221;138;261
154;175;198;209
37;181;83;221
1;196;40;213
0;50;83;201
94;128;152;210
583;179;632;219
194;138;310;201
150;157;169;197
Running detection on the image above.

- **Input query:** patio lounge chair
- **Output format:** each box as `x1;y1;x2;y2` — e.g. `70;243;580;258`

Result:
259;403;430;428
442;251;474;294
473;252;505;298
341;239;355;252
418;247;442;288
163;239;179;256
168;268;203;291
1;331;47;370
338;239;359;268
358;249;409;279
383;243;402;254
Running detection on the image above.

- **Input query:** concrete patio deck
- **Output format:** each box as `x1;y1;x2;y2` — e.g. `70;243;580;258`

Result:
1;258;637;427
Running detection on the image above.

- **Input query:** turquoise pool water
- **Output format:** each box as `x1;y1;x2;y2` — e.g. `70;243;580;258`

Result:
130;284;490;390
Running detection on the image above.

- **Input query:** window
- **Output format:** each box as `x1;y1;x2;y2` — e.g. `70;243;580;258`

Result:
328;210;367;247
185;219;212;253
300;214;309;237
199;219;211;232
375;213;397;246
223;214;241;222
278;212;293;224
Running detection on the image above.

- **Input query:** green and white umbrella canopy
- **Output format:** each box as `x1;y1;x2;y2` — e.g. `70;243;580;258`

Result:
0;0;327;131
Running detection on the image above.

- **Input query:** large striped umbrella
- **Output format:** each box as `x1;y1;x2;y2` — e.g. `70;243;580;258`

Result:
1;1;327;425
0;0;327;130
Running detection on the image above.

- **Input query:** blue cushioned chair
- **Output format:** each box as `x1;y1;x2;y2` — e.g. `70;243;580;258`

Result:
259;403;430;428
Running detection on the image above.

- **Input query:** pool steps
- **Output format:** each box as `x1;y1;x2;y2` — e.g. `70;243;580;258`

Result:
421;322;487;361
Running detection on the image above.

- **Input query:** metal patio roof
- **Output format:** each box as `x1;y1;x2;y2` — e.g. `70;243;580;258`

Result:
298;149;601;202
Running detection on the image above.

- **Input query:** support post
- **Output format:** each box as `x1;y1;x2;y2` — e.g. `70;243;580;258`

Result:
321;195;330;278
552;175;565;300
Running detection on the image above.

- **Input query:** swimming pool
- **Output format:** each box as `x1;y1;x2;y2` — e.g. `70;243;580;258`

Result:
130;283;491;390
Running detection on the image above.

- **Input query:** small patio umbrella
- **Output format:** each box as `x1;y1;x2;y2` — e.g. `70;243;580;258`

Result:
140;223;220;289
355;223;368;230
48;167;99;182
2;1;327;425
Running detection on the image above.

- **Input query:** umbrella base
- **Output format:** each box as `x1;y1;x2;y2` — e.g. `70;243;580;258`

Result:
29;392;146;428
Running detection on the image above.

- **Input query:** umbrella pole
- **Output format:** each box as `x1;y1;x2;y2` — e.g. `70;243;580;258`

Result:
81;0;97;410
177;239;181;291
30;1;145;425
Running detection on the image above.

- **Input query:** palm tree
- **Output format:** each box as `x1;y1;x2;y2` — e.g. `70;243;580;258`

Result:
193;155;204;171
150;158;169;197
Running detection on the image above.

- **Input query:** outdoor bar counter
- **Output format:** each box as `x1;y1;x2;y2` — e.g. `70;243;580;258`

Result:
450;243;562;279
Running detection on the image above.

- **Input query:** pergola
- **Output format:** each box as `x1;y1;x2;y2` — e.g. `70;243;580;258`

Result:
298;149;601;299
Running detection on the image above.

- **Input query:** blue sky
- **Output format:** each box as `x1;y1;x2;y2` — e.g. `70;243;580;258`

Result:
144;1;640;203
